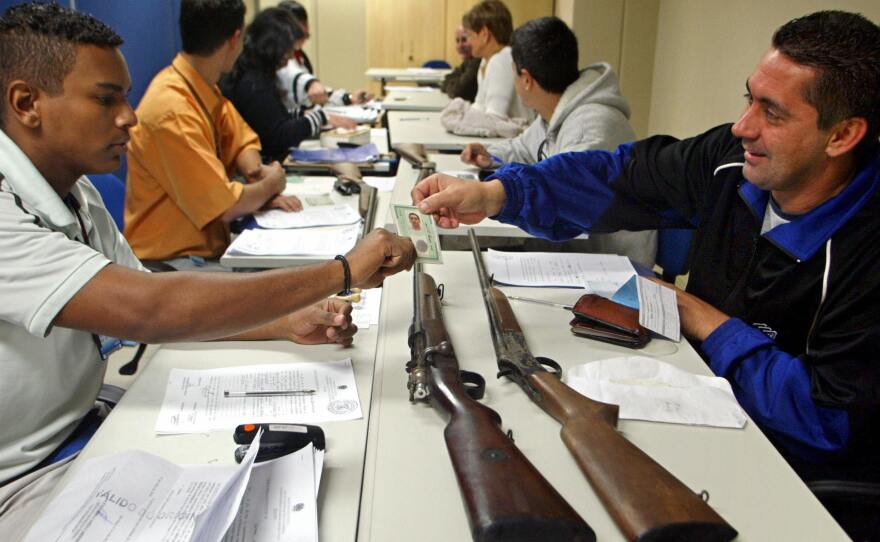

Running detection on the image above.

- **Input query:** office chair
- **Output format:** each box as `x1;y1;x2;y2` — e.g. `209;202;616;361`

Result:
656;228;694;283
809;480;880;540
422;59;451;69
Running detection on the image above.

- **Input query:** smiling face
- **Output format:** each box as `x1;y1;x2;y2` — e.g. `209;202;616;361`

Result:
38;45;136;179
731;49;832;195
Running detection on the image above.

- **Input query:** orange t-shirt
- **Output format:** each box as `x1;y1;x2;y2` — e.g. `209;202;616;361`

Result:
125;54;260;260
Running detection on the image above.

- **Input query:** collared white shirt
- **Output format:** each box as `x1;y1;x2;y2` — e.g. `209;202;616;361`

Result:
0;128;143;483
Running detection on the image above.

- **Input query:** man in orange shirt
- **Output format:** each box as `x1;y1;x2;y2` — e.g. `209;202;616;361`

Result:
126;0;300;268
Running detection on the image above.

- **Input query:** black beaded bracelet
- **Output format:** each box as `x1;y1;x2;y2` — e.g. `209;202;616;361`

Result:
335;254;352;296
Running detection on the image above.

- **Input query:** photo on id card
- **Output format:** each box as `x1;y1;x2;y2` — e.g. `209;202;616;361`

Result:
391;204;442;264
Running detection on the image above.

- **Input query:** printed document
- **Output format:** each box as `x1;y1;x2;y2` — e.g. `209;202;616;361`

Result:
226;226;359;256
351;288;382;329
223;444;322;542
255;205;361;229
487;249;635;293
156;359;363;434
636;276;681;341
25;433;262;542
565;356;747;428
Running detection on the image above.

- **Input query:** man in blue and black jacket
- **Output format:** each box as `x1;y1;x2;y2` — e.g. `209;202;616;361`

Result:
413;10;880;490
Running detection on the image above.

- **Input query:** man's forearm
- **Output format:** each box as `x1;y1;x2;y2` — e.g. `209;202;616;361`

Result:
235;147;263;178
56;259;346;344
221;179;280;222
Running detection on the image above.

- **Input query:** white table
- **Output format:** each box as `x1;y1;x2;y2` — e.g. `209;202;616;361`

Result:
366;67;450;85
357;252;849;541
44;253;848;541
387;110;505;151
382;89;450;112
49;323;383;542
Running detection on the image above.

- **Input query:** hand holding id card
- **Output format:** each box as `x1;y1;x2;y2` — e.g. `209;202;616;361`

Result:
391;204;443;264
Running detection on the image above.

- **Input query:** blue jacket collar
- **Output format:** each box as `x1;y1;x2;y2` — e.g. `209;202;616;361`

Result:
738;154;880;261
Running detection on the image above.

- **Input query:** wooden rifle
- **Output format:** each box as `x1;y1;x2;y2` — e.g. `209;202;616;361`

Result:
407;263;595;542
468;230;738;542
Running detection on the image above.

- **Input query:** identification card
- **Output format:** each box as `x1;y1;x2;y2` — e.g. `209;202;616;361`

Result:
391;204;442;264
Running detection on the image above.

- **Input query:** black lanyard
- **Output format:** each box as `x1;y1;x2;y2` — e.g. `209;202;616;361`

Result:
65;193;114;360
172;64;222;160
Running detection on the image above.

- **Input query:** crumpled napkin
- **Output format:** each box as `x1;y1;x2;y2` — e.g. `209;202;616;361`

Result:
564;356;748;428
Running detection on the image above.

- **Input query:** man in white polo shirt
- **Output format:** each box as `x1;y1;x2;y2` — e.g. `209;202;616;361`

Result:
0;4;414;537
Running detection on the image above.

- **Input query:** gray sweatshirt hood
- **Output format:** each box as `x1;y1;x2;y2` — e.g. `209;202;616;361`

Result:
546;63;631;139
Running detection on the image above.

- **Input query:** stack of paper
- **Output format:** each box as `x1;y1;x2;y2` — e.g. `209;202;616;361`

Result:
254;205;361;229
486;249;635;297
226;226;359;257
25;433;325;542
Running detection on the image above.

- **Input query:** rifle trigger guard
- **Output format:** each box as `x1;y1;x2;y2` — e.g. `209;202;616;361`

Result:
436;283;445;300
535;356;562;376
459;370;486;400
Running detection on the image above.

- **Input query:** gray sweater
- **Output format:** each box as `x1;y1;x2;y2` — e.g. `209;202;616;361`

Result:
489;63;657;266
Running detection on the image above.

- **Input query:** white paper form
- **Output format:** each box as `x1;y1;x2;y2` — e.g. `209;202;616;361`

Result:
222;444;322;542
350;288;382;329
636;276;681;341
226;226;359;256
362;176;396;192
565;356;747;428
155;360;363;434
487;249;635;294
255;205;361;229
282;177;336;197
24;434;261;542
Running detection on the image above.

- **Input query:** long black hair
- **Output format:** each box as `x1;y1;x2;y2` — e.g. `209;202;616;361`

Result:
225;7;303;98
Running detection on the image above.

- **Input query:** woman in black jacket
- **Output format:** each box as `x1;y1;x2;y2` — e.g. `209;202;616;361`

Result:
221;8;354;161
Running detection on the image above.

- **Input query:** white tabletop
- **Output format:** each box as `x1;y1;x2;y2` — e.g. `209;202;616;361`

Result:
366;67;450;83
382;89;450;112
387;111;505;151
357;252;849;541
50;324;383;542
44;252;848;541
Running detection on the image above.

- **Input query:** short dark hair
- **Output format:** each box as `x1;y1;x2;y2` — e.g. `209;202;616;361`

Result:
277;1;308;25
772;10;880;159
180;0;245;55
511;17;578;94
0;2;121;125
463;0;512;45
224;8;299;100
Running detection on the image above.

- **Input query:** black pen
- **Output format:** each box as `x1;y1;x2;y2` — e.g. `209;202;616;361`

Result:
224;389;316;398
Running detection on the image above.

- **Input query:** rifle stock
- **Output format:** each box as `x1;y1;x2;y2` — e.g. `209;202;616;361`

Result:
472;231;737;542
410;270;595;542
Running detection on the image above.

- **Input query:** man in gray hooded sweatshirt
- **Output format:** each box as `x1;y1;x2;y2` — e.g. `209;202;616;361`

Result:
461;16;656;265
